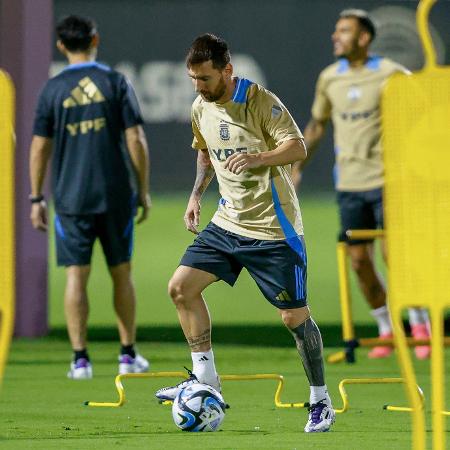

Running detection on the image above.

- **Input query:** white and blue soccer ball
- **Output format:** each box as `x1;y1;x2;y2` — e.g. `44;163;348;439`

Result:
172;383;226;432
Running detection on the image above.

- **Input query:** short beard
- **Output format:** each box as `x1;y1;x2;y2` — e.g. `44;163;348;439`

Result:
201;76;227;102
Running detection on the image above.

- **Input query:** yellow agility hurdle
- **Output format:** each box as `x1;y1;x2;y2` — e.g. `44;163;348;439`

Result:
334;378;424;414
85;371;423;416
85;372;307;409
0;70;15;391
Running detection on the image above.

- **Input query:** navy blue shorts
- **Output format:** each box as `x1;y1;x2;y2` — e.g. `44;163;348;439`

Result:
337;188;383;245
180;222;308;309
54;206;135;267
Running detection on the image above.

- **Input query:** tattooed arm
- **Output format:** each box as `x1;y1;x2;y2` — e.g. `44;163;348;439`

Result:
184;149;215;234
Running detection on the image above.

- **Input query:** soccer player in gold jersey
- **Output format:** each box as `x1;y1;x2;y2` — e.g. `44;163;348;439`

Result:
293;9;430;359
155;34;335;432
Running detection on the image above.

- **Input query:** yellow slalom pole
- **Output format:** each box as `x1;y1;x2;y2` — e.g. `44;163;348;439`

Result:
430;308;445;450
330;241;360;363
0;70;15;391
330;229;386;364
391;308;426;450
336;242;354;342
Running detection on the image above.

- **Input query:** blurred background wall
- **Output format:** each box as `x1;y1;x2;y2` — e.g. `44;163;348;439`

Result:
52;0;450;194
1;0;449;336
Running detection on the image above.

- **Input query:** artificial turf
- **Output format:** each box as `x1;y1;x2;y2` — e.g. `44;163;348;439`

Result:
3;339;446;450
2;194;447;449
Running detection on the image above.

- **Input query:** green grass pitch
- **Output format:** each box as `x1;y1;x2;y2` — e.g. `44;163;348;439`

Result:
48;193;380;329
1;340;447;449
1;194;448;449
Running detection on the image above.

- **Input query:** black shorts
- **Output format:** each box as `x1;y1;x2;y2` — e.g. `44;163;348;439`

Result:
180;222;308;309
54;205;135;267
337;188;383;245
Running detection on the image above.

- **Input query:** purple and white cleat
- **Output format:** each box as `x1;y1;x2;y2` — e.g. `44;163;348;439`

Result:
67;358;93;380
118;353;150;374
304;399;335;432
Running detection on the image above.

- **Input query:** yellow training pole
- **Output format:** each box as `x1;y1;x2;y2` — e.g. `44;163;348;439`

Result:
336;242;354;343
430;308;445;450
391;308;425;450
0;70;15;390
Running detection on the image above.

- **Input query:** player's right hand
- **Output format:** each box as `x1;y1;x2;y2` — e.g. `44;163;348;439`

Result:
136;192;152;224
30;201;48;232
184;196;201;234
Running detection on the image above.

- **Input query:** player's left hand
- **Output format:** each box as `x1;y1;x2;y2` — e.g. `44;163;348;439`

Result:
136;192;152;224
224;153;262;175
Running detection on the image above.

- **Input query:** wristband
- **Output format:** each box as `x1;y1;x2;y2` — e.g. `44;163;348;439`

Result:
29;194;44;204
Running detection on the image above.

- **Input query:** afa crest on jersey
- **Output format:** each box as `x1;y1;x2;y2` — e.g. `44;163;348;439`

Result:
347;85;362;101
219;121;230;141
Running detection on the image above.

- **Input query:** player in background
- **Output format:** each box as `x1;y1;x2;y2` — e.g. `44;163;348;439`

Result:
155;34;335;433
292;9;431;359
29;15;151;378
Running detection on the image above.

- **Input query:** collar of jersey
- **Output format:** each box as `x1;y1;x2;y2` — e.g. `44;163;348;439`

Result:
230;77;253;103
62;61;110;72
337;55;381;74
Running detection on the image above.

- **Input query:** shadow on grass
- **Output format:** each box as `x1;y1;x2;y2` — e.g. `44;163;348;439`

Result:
46;317;450;347
45;324;387;348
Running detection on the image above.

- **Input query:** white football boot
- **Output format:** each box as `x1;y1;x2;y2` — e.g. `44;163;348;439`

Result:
118;353;150;374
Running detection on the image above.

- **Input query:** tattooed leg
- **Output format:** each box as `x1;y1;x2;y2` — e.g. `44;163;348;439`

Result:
187;328;211;352
290;317;325;386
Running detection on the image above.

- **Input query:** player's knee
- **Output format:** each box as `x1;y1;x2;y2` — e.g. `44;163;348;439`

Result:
109;262;132;285
168;276;190;306
280;307;310;329
66;265;91;287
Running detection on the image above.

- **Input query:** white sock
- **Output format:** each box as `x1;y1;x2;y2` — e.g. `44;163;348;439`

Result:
371;305;392;335
408;308;429;326
191;349;217;385
310;385;331;406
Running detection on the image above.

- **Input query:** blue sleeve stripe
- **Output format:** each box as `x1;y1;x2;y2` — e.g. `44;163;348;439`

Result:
231;78;253;104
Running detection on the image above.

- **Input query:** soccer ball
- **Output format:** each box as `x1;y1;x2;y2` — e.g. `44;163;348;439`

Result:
172;383;226;432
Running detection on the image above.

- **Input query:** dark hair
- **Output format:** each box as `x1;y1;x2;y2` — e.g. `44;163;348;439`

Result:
339;9;376;42
56;15;97;52
186;33;230;70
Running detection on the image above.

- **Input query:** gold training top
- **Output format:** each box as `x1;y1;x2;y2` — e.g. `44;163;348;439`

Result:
191;78;304;240
312;56;407;191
